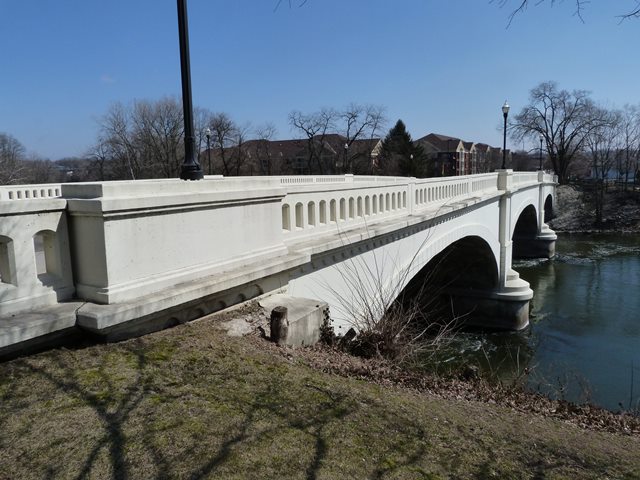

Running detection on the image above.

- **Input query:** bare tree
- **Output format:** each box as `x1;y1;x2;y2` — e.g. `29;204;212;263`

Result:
209;112;238;176
495;0;640;25
616;105;640;190
89;141;111;181
584;107;621;224
230;122;252;176
131;98;184;178
289;108;337;174
254;123;278;175
0;133;26;184
22;157;61;184
273;0;308;11
510;81;608;184
194;107;216;173
95;98;185;180
340;103;387;173
98;102;138;179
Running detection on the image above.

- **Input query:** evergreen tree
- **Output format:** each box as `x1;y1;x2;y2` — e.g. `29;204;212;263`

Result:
379;120;426;177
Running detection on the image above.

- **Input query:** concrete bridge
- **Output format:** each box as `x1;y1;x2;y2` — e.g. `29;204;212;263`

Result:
0;170;556;356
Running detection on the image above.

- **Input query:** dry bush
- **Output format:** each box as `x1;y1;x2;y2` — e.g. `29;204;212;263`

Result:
317;215;464;367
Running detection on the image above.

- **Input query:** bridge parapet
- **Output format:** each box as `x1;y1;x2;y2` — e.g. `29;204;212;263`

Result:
281;178;411;241
0;196;74;317
513;172;540;187
0;172;557;351
0;172;554;311
281;173;509;241
0;183;62;201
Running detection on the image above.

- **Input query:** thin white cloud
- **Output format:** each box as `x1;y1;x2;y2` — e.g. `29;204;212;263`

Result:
100;74;116;84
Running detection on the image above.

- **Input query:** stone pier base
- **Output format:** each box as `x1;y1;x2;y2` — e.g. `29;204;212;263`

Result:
449;292;530;330
513;225;557;259
447;269;533;331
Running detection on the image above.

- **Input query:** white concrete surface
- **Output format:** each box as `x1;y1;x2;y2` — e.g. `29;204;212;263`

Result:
0;172;557;352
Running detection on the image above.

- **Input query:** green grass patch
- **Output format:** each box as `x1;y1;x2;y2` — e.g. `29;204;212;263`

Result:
0;319;639;479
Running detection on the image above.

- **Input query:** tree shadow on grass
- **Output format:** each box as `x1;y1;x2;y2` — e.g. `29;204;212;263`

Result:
184;379;356;480
2;339;439;480
15;340;155;480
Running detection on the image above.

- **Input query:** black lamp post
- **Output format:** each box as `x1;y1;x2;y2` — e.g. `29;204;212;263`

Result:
538;133;544;171
344;143;349;173
205;127;212;175
177;0;203;180
501;101;510;169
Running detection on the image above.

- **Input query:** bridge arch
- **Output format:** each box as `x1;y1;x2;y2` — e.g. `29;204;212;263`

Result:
33;229;62;284
510;197;540;239
511;204;539;259
403;235;499;293
544;194;554;222
512;204;538;239
387;222;501;304
0;235;16;285
398;235;499;315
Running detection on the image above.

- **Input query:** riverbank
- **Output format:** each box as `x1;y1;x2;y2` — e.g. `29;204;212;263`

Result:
550;184;640;233
1;304;639;479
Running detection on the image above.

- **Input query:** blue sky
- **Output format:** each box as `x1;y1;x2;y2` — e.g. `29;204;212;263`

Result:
1;0;639;160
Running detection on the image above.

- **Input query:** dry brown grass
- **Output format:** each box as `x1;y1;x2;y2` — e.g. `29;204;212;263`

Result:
1;311;639;480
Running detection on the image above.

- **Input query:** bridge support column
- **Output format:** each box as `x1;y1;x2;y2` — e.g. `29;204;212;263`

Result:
472;169;534;330
513;225;557;259
449;292;530;330
447;269;533;330
530;175;557;258
497;169;513;288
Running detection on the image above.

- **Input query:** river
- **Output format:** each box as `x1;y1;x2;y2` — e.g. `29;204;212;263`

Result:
438;233;640;413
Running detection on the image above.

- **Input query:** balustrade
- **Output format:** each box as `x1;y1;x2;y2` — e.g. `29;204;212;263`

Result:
0;184;62;201
0;172;554;316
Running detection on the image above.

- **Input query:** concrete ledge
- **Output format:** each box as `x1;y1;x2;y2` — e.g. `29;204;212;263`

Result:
74;243;292;304
0;302;84;357
76;252;308;335
0;198;67;215
260;294;329;347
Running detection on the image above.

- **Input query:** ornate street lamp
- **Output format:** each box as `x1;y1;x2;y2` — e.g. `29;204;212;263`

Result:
205;127;212;175
539;132;544;171
501;101;510;169
177;0;204;180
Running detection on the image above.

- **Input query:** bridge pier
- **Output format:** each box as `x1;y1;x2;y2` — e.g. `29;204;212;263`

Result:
447;268;533;331
513;224;557;259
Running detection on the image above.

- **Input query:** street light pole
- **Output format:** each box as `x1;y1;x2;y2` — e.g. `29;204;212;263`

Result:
344;143;349;173
177;0;203;180
205;127;212;175
539;133;544;171
501;101;510;170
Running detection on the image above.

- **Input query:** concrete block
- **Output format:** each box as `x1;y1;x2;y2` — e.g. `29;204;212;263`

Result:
0;302;84;358
260;294;329;347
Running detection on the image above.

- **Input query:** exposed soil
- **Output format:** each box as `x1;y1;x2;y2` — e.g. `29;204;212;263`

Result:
217;303;640;436
550;184;640;233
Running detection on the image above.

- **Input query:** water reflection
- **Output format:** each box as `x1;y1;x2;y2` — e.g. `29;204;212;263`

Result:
439;234;640;412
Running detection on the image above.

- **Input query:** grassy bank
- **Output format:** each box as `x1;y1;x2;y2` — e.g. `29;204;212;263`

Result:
1;311;639;479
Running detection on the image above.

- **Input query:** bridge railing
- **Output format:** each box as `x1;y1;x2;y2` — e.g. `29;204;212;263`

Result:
0;171;553;313
280;178;412;240
279;173;508;240
512;172;540;187
0;183;62;201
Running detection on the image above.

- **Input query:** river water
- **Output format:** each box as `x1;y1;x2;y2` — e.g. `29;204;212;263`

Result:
439;234;640;413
